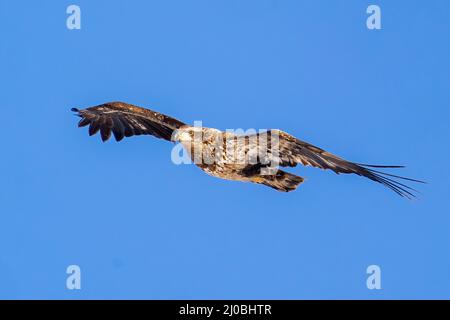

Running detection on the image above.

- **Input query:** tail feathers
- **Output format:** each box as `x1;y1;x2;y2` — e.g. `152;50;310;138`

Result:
257;170;304;192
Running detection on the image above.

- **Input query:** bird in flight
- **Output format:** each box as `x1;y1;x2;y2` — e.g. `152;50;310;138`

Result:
72;101;424;198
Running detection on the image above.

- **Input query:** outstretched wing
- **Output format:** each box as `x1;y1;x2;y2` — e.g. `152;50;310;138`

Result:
250;130;425;199
72;102;186;142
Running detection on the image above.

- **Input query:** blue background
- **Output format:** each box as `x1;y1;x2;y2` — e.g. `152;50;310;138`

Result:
0;0;449;299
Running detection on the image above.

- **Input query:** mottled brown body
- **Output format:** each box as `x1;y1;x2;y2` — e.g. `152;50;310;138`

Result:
173;126;303;191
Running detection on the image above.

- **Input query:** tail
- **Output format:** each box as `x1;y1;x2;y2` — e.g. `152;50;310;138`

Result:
256;170;305;192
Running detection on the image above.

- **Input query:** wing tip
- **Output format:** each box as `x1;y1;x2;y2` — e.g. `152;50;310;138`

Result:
357;165;425;199
71;108;82;118
357;163;406;169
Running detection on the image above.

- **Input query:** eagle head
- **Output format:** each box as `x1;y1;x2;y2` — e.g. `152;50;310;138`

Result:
171;129;193;143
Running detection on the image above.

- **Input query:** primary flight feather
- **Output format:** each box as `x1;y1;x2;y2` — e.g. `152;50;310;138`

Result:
72;101;424;198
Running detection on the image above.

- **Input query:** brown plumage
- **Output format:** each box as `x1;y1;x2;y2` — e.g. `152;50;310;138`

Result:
72;101;424;198
72;102;185;142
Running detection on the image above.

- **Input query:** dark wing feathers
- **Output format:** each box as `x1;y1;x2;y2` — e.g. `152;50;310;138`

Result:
259;130;425;199
111;116;125;141
72;102;186;142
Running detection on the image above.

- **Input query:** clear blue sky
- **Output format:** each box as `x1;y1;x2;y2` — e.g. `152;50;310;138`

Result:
1;0;449;299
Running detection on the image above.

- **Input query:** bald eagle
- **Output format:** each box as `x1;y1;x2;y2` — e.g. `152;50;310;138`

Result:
72;102;424;198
